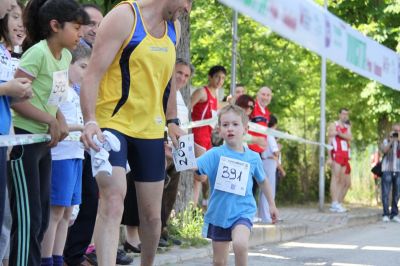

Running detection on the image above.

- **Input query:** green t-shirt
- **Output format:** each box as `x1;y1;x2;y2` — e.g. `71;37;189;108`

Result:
13;40;72;133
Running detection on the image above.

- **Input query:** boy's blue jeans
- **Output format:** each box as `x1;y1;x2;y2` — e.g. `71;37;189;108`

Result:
381;171;400;218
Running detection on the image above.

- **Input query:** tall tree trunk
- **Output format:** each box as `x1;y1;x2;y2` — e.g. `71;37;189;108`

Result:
174;12;194;213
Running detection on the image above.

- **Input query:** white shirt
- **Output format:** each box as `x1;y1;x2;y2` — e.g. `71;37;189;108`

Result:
177;90;189;133
262;135;279;159
51;87;84;160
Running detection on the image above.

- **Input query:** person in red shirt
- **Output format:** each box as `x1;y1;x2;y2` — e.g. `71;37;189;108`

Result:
248;87;272;153
327;108;352;213
191;65;226;208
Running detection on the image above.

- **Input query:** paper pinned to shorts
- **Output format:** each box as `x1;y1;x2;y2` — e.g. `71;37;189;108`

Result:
172;134;197;172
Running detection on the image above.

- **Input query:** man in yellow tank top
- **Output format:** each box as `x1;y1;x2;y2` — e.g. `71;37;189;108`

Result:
80;1;192;265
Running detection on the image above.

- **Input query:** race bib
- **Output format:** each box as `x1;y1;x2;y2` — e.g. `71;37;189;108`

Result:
0;56;17;82
172;134;197;172
215;156;250;196
47;70;68;106
340;140;348;151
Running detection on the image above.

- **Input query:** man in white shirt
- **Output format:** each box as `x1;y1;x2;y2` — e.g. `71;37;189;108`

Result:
161;59;194;241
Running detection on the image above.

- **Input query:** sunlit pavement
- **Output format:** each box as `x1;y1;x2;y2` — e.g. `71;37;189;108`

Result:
184;222;400;266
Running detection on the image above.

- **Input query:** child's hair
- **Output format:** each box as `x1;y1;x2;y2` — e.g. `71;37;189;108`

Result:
268;114;278;128
218;104;249;126
23;0;90;51
0;1;25;47
71;42;91;63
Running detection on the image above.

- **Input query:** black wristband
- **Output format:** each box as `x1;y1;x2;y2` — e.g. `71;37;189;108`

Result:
166;118;180;126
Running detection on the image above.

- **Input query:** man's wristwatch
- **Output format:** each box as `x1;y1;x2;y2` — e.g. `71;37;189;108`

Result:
166;118;181;126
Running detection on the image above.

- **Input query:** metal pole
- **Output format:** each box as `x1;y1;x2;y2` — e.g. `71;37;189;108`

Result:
230;10;238;96
319;0;328;211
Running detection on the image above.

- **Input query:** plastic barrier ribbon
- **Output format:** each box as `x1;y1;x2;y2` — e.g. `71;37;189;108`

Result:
1;119;332;150
0;132;81;147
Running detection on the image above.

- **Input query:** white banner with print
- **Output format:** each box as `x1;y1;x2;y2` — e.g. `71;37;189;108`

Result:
219;0;400;90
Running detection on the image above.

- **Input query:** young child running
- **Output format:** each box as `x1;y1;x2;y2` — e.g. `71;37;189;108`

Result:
196;104;279;266
40;43;91;266
8;0;89;265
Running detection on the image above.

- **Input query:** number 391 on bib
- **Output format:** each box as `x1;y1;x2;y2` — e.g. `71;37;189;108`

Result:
215;156;250;196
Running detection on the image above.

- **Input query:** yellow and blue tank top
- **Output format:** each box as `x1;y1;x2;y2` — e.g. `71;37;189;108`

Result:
96;1;177;139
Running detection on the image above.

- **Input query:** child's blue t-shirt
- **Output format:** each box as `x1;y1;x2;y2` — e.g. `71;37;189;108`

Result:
0;44;12;135
197;144;266;228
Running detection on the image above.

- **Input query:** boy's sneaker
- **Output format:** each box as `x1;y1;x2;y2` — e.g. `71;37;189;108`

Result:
382;215;390;222
391;216;400;223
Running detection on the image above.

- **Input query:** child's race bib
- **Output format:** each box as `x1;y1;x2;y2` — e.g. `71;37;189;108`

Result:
215;156;250;196
47;70;68;106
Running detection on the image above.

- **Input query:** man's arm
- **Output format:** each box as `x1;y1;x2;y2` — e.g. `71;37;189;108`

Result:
258;178;278;223
338;126;352;141
381;138;393;154
190;88;206;110
80;4;134;150
327;122;337;139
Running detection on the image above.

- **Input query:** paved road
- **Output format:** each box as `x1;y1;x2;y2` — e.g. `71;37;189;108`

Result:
181;222;400;266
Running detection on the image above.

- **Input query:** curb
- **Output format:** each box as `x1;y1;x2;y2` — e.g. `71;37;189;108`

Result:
126;209;381;265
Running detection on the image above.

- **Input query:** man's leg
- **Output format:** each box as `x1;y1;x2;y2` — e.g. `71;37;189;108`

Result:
381;172;391;217
339;173;351;204
193;144;207;206
162;164;181;230
330;162;344;205
93;167;126;265
390;173;400;218
136;181;164;266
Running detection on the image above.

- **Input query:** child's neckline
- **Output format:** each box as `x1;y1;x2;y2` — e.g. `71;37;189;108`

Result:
224;144;246;154
45;39;63;61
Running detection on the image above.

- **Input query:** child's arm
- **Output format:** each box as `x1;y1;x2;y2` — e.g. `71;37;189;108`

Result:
56;109;69;141
68;124;84;132
12;101;61;147
0;78;32;100
258;178;279;223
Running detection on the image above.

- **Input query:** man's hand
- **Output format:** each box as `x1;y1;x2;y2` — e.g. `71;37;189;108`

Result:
81;122;104;151
278;168;286;177
167;123;185;148
269;205;279;224
2;78;33;99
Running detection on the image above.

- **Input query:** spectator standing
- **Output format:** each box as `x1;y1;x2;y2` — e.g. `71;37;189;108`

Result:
327;108;352;213
8;0;88;265
258;115;280;223
40;43;90;266
0;1;29;264
191;65;226;209
380;124;400;223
